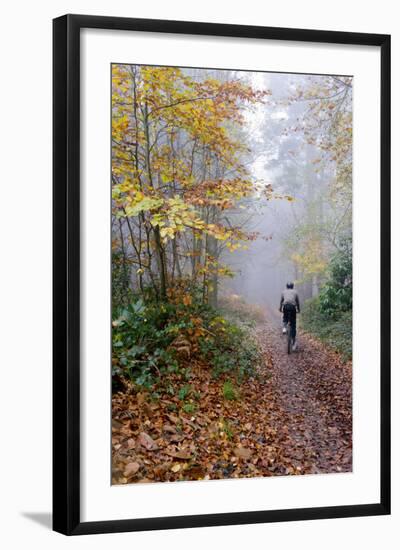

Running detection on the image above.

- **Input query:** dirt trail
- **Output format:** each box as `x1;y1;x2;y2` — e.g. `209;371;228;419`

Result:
112;312;352;483
255;312;352;474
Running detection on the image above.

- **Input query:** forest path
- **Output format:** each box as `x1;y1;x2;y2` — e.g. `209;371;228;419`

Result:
254;311;352;474
112;312;352;483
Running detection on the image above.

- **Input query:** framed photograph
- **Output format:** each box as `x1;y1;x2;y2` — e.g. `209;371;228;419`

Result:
53;14;390;535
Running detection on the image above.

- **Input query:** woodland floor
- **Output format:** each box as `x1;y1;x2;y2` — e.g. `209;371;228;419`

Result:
112;312;352;484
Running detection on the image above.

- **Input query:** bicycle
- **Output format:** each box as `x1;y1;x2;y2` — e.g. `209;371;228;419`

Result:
286;318;296;354
281;308;297;354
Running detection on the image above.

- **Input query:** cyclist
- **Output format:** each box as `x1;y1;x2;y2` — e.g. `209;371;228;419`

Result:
279;282;300;351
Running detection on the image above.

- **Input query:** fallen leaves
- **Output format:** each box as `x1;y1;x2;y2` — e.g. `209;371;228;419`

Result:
112;316;352;484
127;438;135;449
123;462;140;477
165;449;193;460
137;432;159;451
234;446;252;460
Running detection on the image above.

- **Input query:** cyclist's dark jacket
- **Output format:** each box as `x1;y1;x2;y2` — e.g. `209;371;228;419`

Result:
279;289;300;312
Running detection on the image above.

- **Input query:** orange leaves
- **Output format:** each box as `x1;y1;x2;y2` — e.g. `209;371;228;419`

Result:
184;177;254;209
112;313;351;485
111;63;274;292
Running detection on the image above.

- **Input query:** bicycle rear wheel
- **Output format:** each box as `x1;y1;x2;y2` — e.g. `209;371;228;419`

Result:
287;324;292;354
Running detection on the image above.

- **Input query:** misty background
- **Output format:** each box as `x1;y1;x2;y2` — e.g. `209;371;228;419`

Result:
215;70;352;313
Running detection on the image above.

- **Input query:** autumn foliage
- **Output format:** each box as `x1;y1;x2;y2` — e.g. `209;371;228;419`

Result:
111;66;353;485
112;64;270;302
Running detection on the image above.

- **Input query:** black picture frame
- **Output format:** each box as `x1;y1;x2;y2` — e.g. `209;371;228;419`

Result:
53;14;391;535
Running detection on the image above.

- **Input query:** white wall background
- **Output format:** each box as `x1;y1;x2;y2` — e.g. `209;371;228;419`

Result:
0;0;398;548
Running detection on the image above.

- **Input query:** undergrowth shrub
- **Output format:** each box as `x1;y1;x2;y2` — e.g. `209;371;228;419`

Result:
222;380;239;401
199;319;262;381
301;238;352;362
301;298;352;361
112;287;263;392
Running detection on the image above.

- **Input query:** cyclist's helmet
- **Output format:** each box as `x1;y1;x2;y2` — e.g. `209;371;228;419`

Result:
286;281;294;289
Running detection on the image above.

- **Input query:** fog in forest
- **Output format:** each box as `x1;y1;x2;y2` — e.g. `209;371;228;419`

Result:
112;63;352;329
111;64;353;485
215;70;352;313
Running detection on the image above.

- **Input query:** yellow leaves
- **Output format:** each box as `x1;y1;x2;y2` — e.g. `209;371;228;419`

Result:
208;225;231;241
112;187;121;201
112;114;129;140
123;196;164;218
182;294;192;306
150;196;206;242
111;63;269;283
112;65;132;102
112;178;142;203
159;227;176;240
178;102;193;114
209;316;226;336
226;242;240;252
198;258;234;280
218;266;234;277
290;238;327;276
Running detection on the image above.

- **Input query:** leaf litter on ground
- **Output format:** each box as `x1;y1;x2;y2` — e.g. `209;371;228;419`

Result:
112;318;352;484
